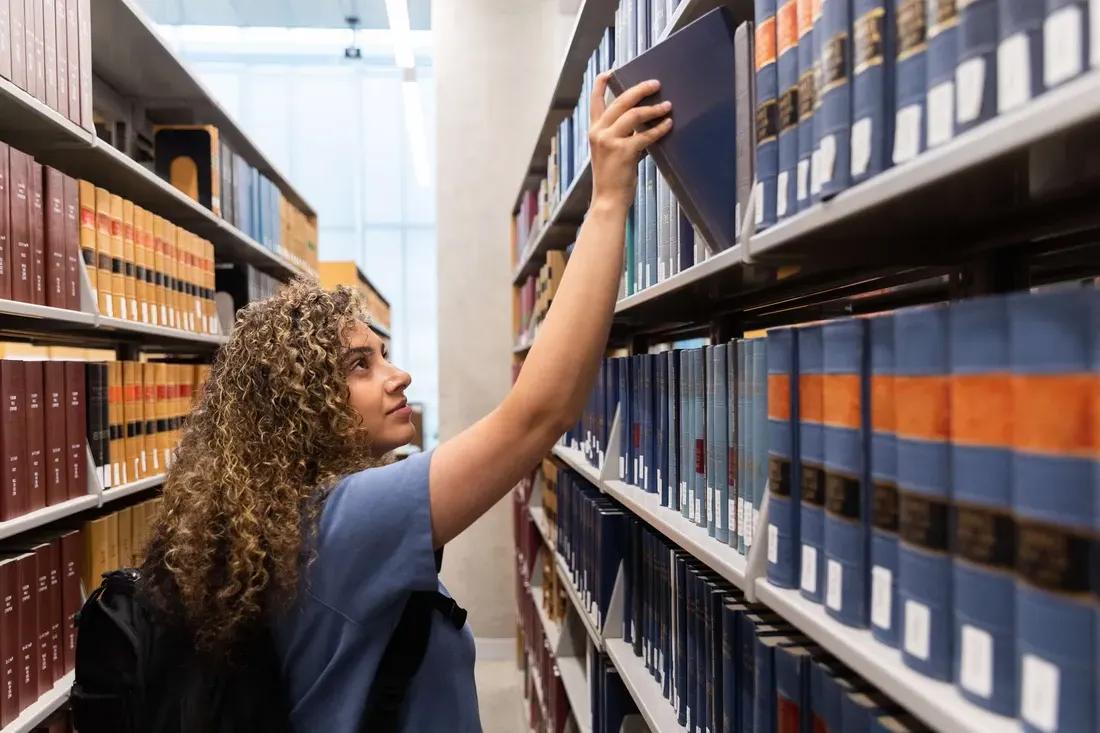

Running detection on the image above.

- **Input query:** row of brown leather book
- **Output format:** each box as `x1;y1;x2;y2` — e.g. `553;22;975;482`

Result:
0;143;82;311
78;180;218;333
0;0;94;132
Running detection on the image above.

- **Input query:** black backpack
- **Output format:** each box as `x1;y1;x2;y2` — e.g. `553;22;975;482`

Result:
70;550;467;733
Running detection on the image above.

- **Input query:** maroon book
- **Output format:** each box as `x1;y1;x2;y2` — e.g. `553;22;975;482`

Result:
61;175;77;310
28;544;48;696
21;0;34;99
42;363;65;506
45;540;60;685
0;0;11;81
57;530;79;674
0;142;10;301
41;0;56;111
30;160;44;305
15;551;36;710
8;149;29;304
75;0;89;131
52;0;66;119
62;361;83;500
0;555;17;725
9;0;24;91
64;0;76;125
31;0;44;105
43;167;64;309
24;362;44;513
0;361;25;521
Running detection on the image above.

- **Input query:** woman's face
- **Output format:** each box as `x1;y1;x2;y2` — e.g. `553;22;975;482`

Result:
341;320;416;454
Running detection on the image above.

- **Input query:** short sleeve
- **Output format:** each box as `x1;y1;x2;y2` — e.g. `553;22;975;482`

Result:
308;449;438;623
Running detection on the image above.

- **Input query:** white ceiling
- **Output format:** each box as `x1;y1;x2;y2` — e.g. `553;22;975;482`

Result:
137;0;432;30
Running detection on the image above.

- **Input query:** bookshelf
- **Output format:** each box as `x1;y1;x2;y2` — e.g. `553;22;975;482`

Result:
512;0;1100;730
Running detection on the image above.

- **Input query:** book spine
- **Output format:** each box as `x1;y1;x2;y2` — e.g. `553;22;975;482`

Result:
851;0;895;184
893;0;928;164
738;341;750;553
669;351;680;513
83;363;104;490
679;208;695;271
0;560;15;724
0;143;9;301
29;160;43;305
694;574;708;729
869;314;900;646
680;351;691;518
52;0;66;118
775;646;803;733
955;0;998;134
727;340;739;549
42;0;54;110
675;560;688;726
9;150;29;304
32;546;48;695
64;360;84;499
0;0;10;82
633;355;641;487
996;0;1044;114
949;295;1015;715
43;362;65;506
721;603;736;733
44;166;64;308
647;355;657;495
767;328;801;588
752;339;769;547
645;156;657;289
23;362;43;513
21;0;33;98
799;325;826;603
14;554;33;712
32;0;43;103
695;348;707;528
0;361;25;521
716;345;730;545
797;0;816;209
818;0;854;198
1010;289;1096;733
706;345;716;535
8;0;23;89
926;0;959;149
810;0;826;199
895;304;952;681
658;355;669;506
777;0;800;220
756;2;780;230
76;0;90;131
823;318;871;628
636;161;644;293
1043;0;1090;89
64;0;76;123
657;173;667;284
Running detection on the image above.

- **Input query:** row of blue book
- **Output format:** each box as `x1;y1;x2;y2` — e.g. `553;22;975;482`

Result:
756;0;1097;228
564;340;774;556
764;286;1099;731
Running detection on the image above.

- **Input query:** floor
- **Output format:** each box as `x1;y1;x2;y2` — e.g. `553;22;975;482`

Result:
475;658;524;733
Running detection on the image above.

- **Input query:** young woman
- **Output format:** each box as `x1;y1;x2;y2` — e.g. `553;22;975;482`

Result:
141;74;672;732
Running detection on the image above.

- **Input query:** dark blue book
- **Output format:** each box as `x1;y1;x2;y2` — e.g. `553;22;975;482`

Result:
1010;288;1097;733
681;350;692;518
678;208;696;271
635;161;645;293
892;0;927;164
817;0;853;198
707;345;717;537
753;339;770;552
686;349;698;522
737;339;749;552
840;691;893;733
622;355;634;484
708;584;728;733
949;295;1015;715
694;573;709;729
624;516;636;645
869;314;900;647
777;0;800;220
1043;0;1091;90
768;327;803;589
955;0;998;134
800;323;827;598
685;567;698;731
743;340;756;553
822;667;872;731
721;602;740;733
757;0;781;229
726;340;739;548
658;353;670;506
669;349;681;512
645;156;658;288
695;348;708;529
606;7;741;253
676;556;689;725
601;664;639;733
823;318;872;628
996;0;1044;114
796;0;815;210
776;644;815;732
895;304;953;681
925;0;959;150
716;344;731;545
648;354;658;495
851;0;895;185
595;508;626;632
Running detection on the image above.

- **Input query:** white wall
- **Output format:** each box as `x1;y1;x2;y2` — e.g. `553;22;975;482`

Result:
434;0;577;640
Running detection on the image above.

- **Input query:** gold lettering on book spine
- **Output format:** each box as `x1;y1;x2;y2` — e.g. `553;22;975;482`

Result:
896;0;928;62
854;7;885;75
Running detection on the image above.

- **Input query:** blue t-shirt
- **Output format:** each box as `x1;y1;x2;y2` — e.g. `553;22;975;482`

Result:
273;450;482;732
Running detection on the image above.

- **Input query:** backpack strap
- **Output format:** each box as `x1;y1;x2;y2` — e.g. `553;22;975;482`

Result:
359;548;467;733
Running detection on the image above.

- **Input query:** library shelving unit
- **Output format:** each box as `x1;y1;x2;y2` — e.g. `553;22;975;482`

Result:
511;0;1100;731
0;0;319;728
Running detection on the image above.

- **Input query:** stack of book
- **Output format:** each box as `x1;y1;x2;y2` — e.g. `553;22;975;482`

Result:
515;250;567;349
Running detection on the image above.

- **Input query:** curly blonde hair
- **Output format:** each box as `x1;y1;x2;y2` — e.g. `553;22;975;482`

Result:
142;279;382;652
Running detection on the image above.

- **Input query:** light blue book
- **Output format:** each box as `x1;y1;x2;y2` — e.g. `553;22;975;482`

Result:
715;344;730;545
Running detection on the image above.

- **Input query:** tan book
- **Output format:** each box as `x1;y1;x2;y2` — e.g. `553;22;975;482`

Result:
93;187;110;316
82;516;108;594
108;362;123;486
108;194;124;320
122;200;136;321
77;180;96;297
155;363;169;469
130;501;146;565
116;506;132;568
133;206;147;324
142;363;159;476
152;216;165;327
122;361;144;480
104;510;118;572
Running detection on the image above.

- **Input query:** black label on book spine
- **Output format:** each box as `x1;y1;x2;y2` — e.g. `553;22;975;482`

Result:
135;265;145;282
896;0;927;60
825;471;861;520
854;8;885;74
779;86;800;132
798;71;815;121
124;262;134;278
1017;520;1099;598
899;491;951;553
956;503;1015;571
82;248;94;266
756;100;779;144
872;479;899;533
822;33;849;94
97;253;110;272
769;455;792;498
111;257;123;275
801;463;826;506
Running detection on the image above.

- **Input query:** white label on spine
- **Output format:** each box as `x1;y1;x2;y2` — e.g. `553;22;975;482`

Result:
893;104;922;163
1021;654;1061;733
956;57;986;124
926;81;955;148
871;565;893;630
818;134;837;185
619;456;625;478
1092;0;1100;68
754;182;764;225
657;470;662;496
706;485;713;521
776;171;789;216
681;482;687;509
728;500;737;539
826;559;843;611
695;496;702;523
767;524;779;564
960;624;994;699
998;33;1032;112
800;545;817;593
740;498;748;537
850;117;872;176
810;149;822;194
904;599;932;661
1044;6;1084;87
797;159;809;201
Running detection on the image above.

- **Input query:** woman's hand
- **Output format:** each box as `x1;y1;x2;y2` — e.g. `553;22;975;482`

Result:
588;73;673;213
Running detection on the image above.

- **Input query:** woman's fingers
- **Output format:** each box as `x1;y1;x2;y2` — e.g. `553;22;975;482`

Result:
597;79;661;131
607;100;672;138
589;72;610;127
630;117;674;151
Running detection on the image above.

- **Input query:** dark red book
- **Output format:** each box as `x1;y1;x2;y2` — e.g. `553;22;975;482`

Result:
24;362;44;513
14;551;36;710
75;0;89;131
52;0;67;119
0;0;11;81
61;174;77;310
0;361;25;521
0;143;10;301
22;0;34;99
44;540;60;685
8;149;30;304
64;0;76;125
29;544;48;696
42;363;65;506
0;555;18;725
43;167;64;309
63;361;83;500
57;530;78;674
9;0;25;91
30;160;44;305
31;0;44;105
42;0;56;111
